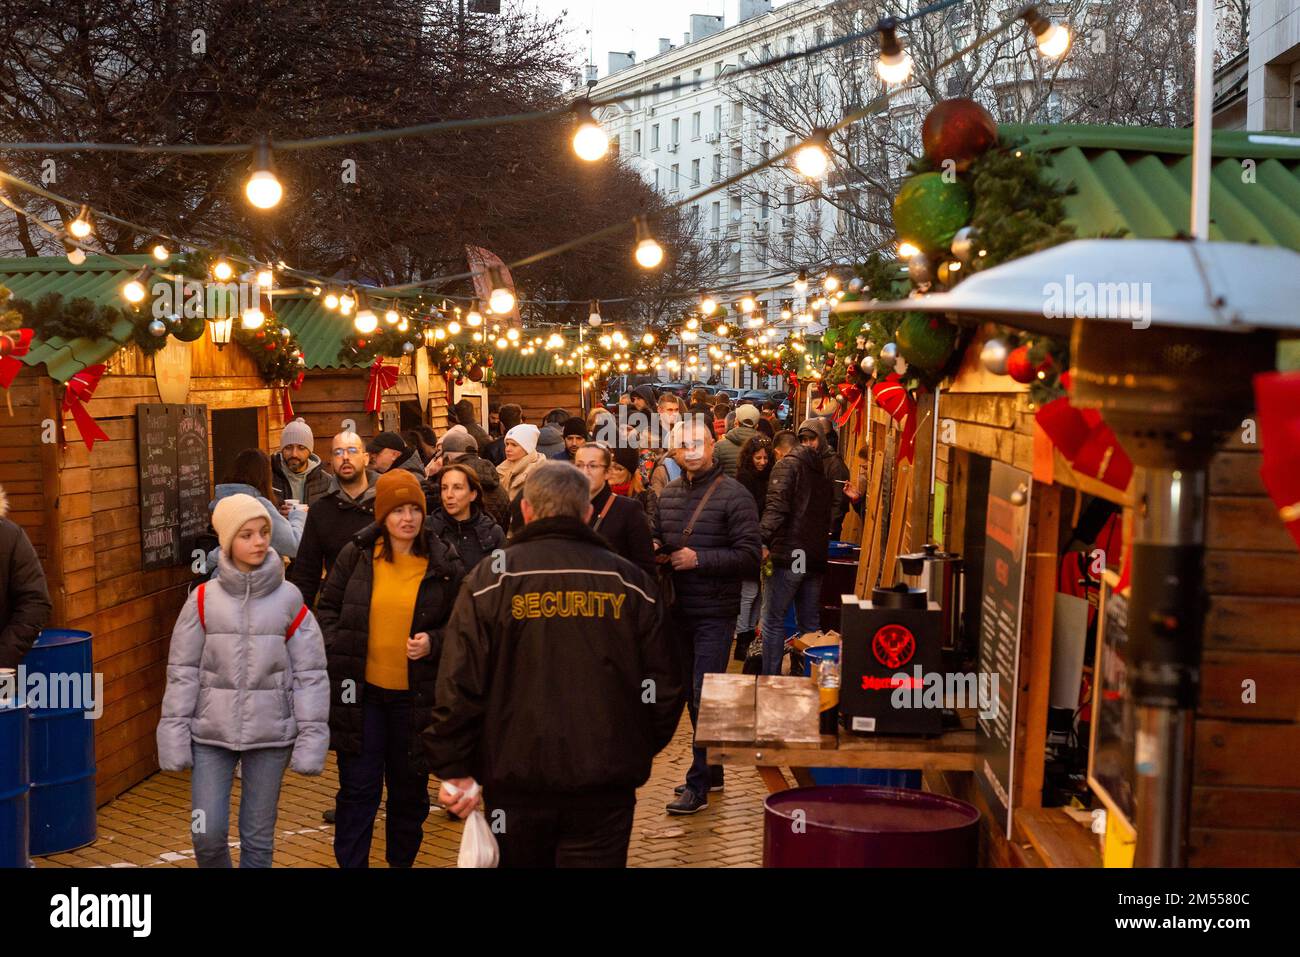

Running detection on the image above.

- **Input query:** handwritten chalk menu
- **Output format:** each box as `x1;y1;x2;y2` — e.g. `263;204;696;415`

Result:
975;461;1031;838
1088;572;1136;836
136;404;210;571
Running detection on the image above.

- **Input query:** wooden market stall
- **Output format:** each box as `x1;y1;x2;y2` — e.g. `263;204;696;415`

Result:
487;342;584;424
1;257;449;806
703;124;1300;868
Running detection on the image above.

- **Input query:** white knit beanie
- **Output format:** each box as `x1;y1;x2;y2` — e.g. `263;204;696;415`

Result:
212;493;272;556
280;417;314;451
505;423;540;456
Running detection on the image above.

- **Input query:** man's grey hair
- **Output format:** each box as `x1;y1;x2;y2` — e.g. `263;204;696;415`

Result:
522;462;591;520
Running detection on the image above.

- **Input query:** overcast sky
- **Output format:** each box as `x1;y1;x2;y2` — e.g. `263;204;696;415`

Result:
525;0;796;79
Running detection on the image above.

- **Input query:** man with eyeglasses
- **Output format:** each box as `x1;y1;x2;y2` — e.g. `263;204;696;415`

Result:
289;431;379;608
574;443;655;575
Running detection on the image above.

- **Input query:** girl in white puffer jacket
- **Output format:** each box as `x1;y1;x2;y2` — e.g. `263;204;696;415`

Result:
157;493;329;868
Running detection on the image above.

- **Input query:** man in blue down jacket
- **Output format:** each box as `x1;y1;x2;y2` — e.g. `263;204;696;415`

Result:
654;415;761;815
425;462;685;867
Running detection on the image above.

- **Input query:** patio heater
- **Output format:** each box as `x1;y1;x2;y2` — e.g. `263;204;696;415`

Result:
837;237;1300;866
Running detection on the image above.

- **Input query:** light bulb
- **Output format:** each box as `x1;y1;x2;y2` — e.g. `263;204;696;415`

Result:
256;269;273;289
506;327;520;341
686;318;699;331
245;169;282;209
794;269;808;293
1025;8;1071;58
213;260;234;281
599;335;612;349
741;296;757;313
339;297;355;316
700;295;717;315
496;337;509;349
152;243;170;261
793;136;829;178
824;275;840;292
397;319;409;332
353;309;378;334
642;332;655;345
717;323;729;336
68;209;92;239
66;248;86;265
573;121;609;161
635;237;664;269
489;286;515;315
324;293;340;310
242;307;266;330
122;278;147;303
876;20;913;85
466;304;483;326
588;299;602;326
448;321;461;335
434;327;446;340
385;310;399;325
897;241;921;259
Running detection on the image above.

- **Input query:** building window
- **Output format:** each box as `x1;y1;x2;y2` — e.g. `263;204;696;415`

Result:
730;145;742;176
711;201;721;230
815;26;825;44
785;186;795;210
713;104;723;131
692;111;701;138
760;191;769;219
731;101;743;124
654;168;660;190
729;195;742;220
693;67;703;86
714;60;724;77
651;123;660;150
671;163;680;190
671;117;679;143
761;43;771;61
691;158;701;185
633;129;642;154
672;76;682;98
759;139;769;160
652;82;660;103
998;92;1017;119
757;240;768;265
712;153;722;181
689;204;700;229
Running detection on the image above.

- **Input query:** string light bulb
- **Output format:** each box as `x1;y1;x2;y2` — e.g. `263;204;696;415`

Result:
897;241;921;259
700;293;717;315
241;306;266;330
572;103;609;161
793;130;830;179
633;216;664;269
642;332;655;345
212;259;234;281
66;247;86;266
876;18;913;85
339;290;356;315
353;303;378;334
256;268;274;290
324;292;340;310
716;323;728;336
1024;7;1071;58
448;320;461;335
68;207;92;239
245;139;283;210
823;274;840;293
466;301;484;326
151;242;170;262
794;269;808;293
506;327;520;342
686;317;699;331
487;267;515;314
741;296;757;314
121;268;149;304
588;300;602;326
385;309;399;325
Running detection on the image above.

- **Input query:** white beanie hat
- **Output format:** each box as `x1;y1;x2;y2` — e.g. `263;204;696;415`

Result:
505;423;540;456
212;493;272;557
281;417;314;451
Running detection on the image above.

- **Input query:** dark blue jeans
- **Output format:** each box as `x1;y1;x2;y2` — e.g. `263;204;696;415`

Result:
760;567;824;675
677;614;736;799
191;743;291;868
334;684;430;868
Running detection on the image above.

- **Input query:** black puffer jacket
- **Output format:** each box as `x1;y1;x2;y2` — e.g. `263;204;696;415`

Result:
653;461;761;619
0;488;52;668
425;516;685;806
315;521;464;771
288;476;377;607
761;444;833;572
428;506;505;574
589;483;656;576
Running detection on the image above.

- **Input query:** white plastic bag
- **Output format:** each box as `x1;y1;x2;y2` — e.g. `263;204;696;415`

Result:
444;782;498;868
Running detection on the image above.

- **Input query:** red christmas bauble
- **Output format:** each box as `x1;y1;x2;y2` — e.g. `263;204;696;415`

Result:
467;364;484;382
264;342;276;351
357;339;367;348
922;98;999;171
255;331;265;339
1006;344;1054;384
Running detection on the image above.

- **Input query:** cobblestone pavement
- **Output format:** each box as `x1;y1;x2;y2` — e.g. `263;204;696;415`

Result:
37;682;784;868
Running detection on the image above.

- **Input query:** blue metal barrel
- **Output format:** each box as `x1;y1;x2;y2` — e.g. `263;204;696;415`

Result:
25;629;97;855
0;676;30;868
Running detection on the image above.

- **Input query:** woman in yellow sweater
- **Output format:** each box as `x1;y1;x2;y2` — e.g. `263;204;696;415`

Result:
315;469;465;868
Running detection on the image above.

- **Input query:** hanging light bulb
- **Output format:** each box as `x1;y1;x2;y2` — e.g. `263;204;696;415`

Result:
151;242;170;262
642;332;655;345
496;337;509;349
312;286;322;297
121;267;149;304
353;308;378;335
241;306;266;330
505;327;520;342
686;317;699;331
700;293;717;315
324;292;340;310
1024;6;1071;58
385;309;399;325
794;268;808;293
433;327;446;340
823;274;841;293
740;295;757;314
716;323;729;336
571;102;609;161
875;18;913;85
245;139;283;210
466;300;484;326
212;259;234;282
448;320;461;335
487;267;515;314
793;129;829;179
254;268;273;290
599;334;613;349
397;318;409;332
588;299;602;326
68;206;92;239
896;241;921;259
66;247;86;266
339;286;356;315
633;216;664;269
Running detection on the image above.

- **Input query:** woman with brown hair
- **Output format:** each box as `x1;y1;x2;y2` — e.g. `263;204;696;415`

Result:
428;462;505;571
206;448;305;568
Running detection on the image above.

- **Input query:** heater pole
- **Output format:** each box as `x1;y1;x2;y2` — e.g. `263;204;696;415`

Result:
1190;0;1215;239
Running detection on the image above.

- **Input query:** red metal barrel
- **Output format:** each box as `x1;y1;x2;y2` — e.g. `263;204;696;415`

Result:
763;785;979;867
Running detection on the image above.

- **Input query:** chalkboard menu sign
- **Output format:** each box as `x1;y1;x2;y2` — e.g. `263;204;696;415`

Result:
975;460;1031;838
136;404;210;571
1088;571;1136;838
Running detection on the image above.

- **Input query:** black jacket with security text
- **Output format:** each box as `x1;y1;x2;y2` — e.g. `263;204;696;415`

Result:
424;516;685;806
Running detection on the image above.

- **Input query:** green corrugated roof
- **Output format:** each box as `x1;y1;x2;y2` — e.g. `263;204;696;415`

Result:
1003;124;1300;247
492;338;584;377
2;255;154;382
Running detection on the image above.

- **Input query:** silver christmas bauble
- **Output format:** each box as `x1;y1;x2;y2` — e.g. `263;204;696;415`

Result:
979;337;1009;375
402;341;416;354
148;318;168;337
880;341;898;362
848;276;865;293
951;226;977;264
908;252;935;289
1010;484;1029;507
862;354;876;373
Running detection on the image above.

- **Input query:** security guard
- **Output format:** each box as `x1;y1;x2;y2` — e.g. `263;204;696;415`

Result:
425;461;685;867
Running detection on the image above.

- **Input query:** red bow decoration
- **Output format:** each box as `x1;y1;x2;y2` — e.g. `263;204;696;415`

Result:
872;373;916;463
0;328;34;390
280;370;305;419
1254;371;1300;550
365;359;398;414
62;363;110;451
834;382;864;428
1035;378;1133;491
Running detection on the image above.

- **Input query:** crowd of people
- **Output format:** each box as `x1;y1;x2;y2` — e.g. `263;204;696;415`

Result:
156;388;854;868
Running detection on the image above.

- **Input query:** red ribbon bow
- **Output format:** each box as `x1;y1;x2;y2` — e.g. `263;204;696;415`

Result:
834;382;863;427
280;370;305;420
0;328;34;390
365;359;398;414
62;363;110;451
871;373;917;464
1034;387;1133;491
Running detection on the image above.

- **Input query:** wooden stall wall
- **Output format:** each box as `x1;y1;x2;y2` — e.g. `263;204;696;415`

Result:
1191;420;1300;865
36;335;284;805
493;375;582;427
